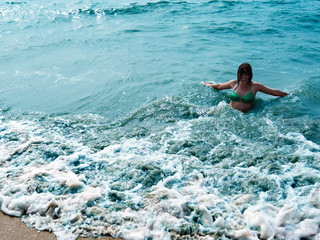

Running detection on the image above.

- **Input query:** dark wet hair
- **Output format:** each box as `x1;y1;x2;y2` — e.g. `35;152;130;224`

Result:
237;63;253;83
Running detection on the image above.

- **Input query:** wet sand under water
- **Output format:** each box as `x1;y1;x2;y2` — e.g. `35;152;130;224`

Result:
0;211;122;240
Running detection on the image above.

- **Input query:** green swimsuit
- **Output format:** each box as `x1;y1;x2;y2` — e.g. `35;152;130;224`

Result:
229;83;255;103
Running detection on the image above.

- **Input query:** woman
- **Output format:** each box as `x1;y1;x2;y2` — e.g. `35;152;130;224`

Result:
203;63;288;113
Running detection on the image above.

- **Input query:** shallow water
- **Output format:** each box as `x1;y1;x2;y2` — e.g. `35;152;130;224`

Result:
0;0;320;239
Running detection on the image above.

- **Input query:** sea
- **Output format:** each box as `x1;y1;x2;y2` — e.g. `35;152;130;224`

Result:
0;0;320;239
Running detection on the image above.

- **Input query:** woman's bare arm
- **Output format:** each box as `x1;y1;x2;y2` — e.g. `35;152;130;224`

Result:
203;80;235;90
255;82;288;97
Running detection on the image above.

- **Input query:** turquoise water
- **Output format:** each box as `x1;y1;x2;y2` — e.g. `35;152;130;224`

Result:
0;1;320;239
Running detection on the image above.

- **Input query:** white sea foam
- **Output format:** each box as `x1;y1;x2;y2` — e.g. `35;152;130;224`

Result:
0;110;320;240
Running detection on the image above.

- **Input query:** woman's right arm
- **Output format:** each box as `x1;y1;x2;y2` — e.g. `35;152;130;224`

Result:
203;80;235;90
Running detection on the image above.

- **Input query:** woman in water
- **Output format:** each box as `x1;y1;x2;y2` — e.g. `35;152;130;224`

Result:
203;63;288;113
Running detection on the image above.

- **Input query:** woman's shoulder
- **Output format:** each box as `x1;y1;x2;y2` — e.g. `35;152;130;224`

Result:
229;79;238;87
251;81;265;90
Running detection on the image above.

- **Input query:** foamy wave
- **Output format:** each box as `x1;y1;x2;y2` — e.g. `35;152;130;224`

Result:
0;110;320;239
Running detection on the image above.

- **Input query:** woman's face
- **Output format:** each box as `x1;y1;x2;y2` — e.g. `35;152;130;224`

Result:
240;74;250;82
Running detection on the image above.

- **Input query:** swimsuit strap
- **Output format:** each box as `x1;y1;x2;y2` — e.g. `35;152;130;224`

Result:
233;82;240;91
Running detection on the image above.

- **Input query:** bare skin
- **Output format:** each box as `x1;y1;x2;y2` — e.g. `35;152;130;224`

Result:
203;74;288;113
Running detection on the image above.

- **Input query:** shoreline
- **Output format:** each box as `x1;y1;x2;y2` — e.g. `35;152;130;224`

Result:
0;211;121;240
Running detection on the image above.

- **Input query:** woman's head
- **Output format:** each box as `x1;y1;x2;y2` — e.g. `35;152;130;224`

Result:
237;63;253;83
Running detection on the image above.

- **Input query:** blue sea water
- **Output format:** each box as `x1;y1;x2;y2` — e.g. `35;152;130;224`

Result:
0;0;320;239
